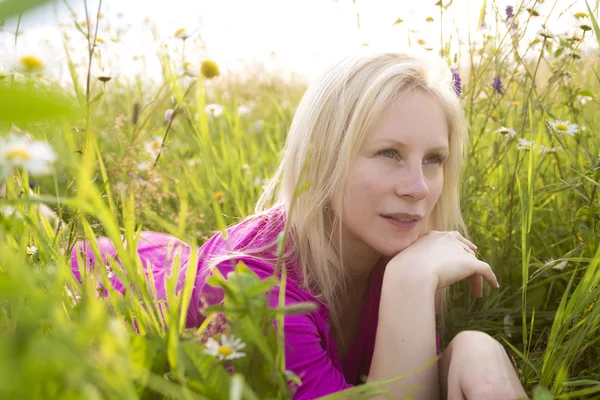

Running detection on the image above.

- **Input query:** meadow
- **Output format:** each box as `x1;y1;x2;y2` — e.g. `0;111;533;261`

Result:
1;0;600;398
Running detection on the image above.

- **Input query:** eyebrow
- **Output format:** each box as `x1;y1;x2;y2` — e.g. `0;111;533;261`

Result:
375;138;449;153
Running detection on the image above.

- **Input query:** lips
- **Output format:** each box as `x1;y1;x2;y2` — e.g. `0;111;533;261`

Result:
381;213;423;222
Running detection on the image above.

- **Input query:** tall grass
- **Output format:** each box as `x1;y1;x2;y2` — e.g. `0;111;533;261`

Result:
1;0;600;398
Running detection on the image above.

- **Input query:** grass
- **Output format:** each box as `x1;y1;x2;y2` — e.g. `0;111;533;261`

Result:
1;0;600;398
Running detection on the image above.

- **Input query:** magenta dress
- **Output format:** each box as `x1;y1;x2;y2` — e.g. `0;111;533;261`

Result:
71;207;440;399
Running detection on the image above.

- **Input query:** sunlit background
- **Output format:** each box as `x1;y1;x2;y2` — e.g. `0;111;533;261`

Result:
1;0;596;84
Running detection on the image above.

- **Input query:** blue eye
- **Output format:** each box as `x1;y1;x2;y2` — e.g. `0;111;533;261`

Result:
424;153;446;165
380;149;399;160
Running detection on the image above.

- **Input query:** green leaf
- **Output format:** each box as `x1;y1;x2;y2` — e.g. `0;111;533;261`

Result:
532;385;553;400
585;1;600;48
0;83;78;122
0;0;53;19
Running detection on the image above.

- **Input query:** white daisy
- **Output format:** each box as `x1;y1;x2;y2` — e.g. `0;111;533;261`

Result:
174;28;191;40
539;145;561;154
144;136;163;159
517;138;533;151
0;134;57;176
205;103;224;118
27;245;38;256
204;335;246;361
550;120;578;136
576;95;592;106
237;105;252;116
494;126;517;138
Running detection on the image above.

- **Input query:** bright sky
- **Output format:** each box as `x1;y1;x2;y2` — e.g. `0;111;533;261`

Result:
0;0;594;83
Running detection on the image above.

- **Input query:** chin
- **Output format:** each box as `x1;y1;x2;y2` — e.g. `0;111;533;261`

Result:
379;236;420;257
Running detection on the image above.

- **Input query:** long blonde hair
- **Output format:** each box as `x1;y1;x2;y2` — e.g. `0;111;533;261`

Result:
255;49;468;331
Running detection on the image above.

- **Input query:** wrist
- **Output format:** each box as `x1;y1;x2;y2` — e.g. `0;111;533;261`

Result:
383;261;439;295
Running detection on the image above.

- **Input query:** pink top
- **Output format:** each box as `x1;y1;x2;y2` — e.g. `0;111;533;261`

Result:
70;207;439;399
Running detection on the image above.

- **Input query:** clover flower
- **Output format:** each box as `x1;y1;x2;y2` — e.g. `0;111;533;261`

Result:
506;5;514;19
491;76;503;94
451;66;462;97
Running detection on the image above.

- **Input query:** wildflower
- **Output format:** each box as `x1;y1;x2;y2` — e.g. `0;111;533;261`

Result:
417;38;426;45
512;101;521;107
0;205;17;218
65;286;81;305
517;138;533;151
0;135;57;176
539;145;561;154
550;120;578;136
426;16;434;23
144;136;163;159
579;24;592;32
479;10;487;30
237;105;252;116
106;265;115;279
539;28;554;39
165;109;174;122
19;55;44;73
577;95;592;106
205;103;224;118
491;76;503;94
450;66;462;97
174;28;191;40
27;245;38;256
213;191;224;204
494;127;517;137
137;161;151;172
94;66;115;83
574;12;588;19
200;60;220;79
503;314;514;338
204;335;246;361
506;5;514;19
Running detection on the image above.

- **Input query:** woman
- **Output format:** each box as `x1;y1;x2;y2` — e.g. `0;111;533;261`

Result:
72;50;527;399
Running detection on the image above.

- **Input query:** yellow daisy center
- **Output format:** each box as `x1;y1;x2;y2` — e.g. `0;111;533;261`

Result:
417;39;426;45
27;248;35;255
96;37;105;43
574;12;587;18
556;124;568;131
152;141;161;151
6;148;31;162
512;101;521;107
218;346;233;356
20;55;44;72
174;28;187;37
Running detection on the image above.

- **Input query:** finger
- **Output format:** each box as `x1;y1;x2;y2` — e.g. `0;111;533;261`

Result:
474;260;500;288
469;274;483;298
451;231;478;251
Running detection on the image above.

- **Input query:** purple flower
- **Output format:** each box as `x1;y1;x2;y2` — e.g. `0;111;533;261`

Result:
491;76;503;94
451;66;462;97
506;5;514;20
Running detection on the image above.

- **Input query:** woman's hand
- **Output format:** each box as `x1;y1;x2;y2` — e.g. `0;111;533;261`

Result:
386;230;499;298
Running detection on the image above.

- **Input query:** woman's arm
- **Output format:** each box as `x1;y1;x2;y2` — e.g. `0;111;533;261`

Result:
367;267;440;399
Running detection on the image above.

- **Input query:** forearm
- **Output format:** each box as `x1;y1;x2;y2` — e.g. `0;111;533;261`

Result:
367;269;440;400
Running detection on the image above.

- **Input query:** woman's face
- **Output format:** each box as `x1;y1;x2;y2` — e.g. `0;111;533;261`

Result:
340;89;450;260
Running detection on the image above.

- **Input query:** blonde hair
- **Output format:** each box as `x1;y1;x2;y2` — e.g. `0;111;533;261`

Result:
253;50;468;335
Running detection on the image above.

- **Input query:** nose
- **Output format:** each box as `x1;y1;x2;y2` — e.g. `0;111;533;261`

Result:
396;164;429;201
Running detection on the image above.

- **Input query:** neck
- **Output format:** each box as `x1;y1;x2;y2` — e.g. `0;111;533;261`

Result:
340;233;381;290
